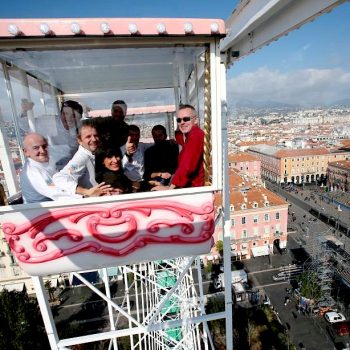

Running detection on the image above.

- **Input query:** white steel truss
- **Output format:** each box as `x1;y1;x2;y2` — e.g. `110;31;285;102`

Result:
32;256;220;350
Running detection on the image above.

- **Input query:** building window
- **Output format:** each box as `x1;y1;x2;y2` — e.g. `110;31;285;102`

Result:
275;224;281;233
276;212;280;220
264;226;270;235
231;219;235;226
242;217;246;224
264;201;269;207
264;213;269;221
241;203;247;210
252;202;258;208
253;227;259;236
242;229;248;238
253;215;259;223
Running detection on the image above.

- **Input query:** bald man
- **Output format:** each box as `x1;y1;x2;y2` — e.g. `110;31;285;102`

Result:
20;133;80;203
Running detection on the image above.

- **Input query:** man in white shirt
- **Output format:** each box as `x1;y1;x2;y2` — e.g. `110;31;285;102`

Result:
53;120;112;197
120;125;151;192
20;133;80;203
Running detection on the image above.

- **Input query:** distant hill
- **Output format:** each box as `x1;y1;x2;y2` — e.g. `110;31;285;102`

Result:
231;98;350;109
232;99;301;109
329;98;350;107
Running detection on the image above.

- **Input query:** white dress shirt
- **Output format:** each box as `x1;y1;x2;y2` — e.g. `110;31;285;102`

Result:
120;142;151;182
20;158;80;203
53;145;97;196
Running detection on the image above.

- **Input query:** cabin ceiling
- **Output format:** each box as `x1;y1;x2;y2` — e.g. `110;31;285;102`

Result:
0;46;204;93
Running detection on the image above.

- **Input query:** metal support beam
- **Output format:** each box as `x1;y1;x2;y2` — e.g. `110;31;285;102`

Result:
221;0;348;65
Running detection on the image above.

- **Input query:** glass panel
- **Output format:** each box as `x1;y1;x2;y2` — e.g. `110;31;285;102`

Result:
0;42;211;204
0;65;22;196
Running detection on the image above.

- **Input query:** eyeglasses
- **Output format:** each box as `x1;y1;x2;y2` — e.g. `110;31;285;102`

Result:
176;116;193;123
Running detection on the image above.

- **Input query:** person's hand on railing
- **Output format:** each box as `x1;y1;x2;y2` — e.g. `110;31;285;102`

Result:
83;183;113;197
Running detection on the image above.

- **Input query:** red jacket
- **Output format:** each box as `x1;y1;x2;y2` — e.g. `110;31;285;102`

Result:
172;125;204;188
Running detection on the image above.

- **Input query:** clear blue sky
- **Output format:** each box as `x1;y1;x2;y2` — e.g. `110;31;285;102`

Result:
1;0;350;106
0;0;236;20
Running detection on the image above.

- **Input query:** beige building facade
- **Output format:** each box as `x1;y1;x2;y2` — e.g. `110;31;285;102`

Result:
248;145;350;185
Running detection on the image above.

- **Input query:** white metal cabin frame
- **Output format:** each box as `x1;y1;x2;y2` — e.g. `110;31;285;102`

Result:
0;0;347;349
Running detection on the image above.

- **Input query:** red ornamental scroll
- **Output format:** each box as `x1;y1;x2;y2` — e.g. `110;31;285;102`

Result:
2;199;214;265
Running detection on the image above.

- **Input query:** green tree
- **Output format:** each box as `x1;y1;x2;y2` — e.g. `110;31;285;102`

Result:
297;271;322;300
44;280;56;301
215;240;224;257
0;289;49;350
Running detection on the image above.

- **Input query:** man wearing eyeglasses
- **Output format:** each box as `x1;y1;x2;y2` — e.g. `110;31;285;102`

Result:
152;104;204;190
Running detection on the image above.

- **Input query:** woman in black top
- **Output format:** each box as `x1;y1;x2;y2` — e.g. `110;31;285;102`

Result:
95;148;132;194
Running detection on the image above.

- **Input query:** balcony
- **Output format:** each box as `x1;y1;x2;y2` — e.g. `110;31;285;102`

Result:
231;235;261;243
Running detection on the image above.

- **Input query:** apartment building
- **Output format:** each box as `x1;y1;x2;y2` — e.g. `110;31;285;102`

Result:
0;229;36;294
214;170;288;260
228;152;261;180
247;145;350;185
327;160;350;192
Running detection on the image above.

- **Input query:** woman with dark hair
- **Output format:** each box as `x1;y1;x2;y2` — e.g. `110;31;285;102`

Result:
95;148;132;194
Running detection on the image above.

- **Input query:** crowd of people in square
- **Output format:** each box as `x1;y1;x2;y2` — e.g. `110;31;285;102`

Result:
20;100;205;203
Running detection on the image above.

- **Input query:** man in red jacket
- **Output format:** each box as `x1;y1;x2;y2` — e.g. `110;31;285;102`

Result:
152;104;204;190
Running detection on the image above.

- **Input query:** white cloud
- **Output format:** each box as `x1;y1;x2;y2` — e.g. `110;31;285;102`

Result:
227;67;350;106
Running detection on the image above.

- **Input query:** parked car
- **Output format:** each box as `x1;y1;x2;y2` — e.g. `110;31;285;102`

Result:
325;311;346;324
328;321;350;337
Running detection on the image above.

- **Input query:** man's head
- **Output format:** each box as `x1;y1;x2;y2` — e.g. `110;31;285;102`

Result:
77;120;100;153
128;125;140;146
111;100;127;122
152;125;167;144
23;133;49;163
176;104;198;135
21;98;34;113
60;100;83;131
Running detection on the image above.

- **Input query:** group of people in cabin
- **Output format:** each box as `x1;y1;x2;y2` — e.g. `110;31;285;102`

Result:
20;100;205;203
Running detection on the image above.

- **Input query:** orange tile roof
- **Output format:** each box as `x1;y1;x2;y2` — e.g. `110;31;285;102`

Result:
275;148;330;158
230;186;288;210
228;152;259;162
237;140;277;147
339;139;350;148
328;160;350;169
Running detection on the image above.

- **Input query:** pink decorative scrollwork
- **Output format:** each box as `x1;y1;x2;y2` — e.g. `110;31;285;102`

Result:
2;197;215;266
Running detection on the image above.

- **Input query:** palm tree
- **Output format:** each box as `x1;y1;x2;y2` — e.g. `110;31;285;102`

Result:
44;280;56;302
